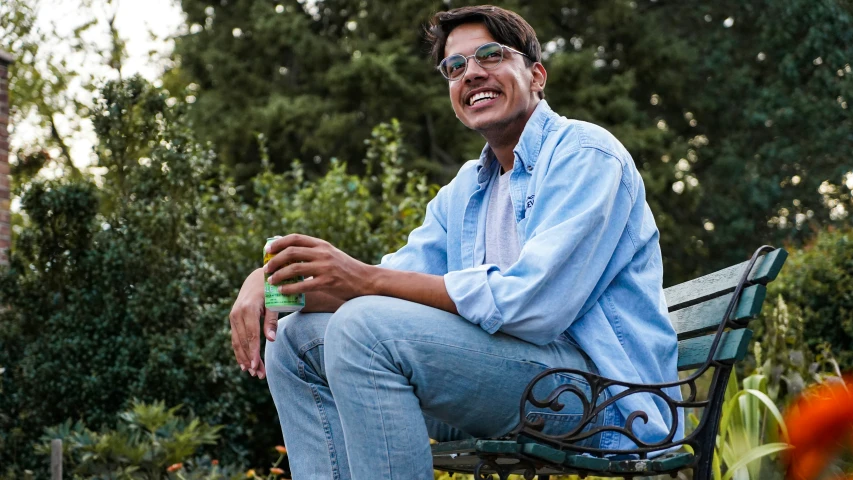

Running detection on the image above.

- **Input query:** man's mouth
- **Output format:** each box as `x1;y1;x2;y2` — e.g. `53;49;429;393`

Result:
467;90;502;107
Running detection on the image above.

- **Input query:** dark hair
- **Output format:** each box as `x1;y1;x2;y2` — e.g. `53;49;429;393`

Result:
425;5;544;98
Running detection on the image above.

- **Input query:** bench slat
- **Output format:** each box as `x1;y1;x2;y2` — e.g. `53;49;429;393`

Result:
671;284;766;339
431;438;478;455
665;248;787;311
677;329;753;370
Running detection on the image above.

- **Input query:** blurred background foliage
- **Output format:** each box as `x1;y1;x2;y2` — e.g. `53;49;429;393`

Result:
1;0;852;478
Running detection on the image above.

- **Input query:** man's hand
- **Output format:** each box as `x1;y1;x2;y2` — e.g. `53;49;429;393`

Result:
265;234;374;300
229;268;277;379
266;233;458;315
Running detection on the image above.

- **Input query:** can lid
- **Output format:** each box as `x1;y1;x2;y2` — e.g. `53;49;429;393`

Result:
266;236;283;242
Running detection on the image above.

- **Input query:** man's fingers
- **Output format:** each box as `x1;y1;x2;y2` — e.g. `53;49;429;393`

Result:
265;246;318;279
264;309;279;342
247;316;261;375
230;323;249;370
268;259;315;286
230;308;255;370
267;234;323;255
257;358;267;380
277;275;323;296
253;351;266;380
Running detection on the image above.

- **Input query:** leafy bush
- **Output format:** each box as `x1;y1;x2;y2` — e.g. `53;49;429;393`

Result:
761;228;853;371
37;401;228;479
0;76;438;474
752;295;842;402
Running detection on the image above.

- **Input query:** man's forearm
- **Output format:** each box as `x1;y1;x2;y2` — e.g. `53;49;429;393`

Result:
365;266;459;315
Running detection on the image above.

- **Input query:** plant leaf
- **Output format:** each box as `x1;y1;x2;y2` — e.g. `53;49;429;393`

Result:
720;443;790;480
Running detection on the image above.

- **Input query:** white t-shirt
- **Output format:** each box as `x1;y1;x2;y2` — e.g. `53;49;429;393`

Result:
484;168;521;270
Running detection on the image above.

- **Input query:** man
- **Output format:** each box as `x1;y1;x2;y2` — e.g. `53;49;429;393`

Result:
229;5;682;479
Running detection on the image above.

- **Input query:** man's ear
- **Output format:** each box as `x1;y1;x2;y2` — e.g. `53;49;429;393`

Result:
531;62;547;96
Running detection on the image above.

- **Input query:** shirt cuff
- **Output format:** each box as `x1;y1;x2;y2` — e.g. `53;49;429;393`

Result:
444;265;504;334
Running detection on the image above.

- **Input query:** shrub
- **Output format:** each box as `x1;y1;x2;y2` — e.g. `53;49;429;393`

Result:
0;76;438;474
37;401;228;479
762;228;853;371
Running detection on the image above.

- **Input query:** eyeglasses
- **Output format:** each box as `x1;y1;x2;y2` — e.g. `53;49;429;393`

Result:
437;42;529;81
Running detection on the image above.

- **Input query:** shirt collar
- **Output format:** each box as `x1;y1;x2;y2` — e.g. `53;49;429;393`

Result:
475;100;556;184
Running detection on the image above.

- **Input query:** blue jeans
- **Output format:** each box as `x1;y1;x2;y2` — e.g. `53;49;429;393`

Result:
265;296;620;480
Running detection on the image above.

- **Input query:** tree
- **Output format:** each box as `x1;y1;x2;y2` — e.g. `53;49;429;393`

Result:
0;0;132;181
168;0;853;283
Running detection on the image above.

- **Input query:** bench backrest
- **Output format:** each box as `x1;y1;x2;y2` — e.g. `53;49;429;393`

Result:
665;248;788;371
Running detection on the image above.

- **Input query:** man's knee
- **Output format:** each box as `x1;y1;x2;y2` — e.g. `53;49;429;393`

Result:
325;296;412;350
324;296;411;378
265;311;329;378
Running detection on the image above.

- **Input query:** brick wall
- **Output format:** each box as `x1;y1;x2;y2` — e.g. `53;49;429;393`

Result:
0;51;12;266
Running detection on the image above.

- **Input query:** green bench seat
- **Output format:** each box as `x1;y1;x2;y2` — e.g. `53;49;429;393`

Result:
431;246;788;479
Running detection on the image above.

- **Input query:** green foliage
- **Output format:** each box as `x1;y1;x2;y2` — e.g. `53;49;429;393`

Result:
35;401;229;480
763;227;853;370
223;119;437;268
752;295;842;402
0;76;278;472
685;373;789;480
0;76;438;474
0;0;124;179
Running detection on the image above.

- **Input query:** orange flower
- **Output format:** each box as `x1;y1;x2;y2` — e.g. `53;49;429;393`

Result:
270;468;285;475
784;377;853;480
166;463;183;473
275;445;287;454
211;459;219;466
246;469;257;478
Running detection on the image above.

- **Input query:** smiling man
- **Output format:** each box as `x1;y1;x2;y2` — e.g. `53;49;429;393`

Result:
229;5;681;480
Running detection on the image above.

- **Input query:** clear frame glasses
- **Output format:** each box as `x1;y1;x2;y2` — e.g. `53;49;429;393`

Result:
437;42;529;81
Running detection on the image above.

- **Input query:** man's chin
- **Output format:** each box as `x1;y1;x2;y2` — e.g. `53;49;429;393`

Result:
465;112;515;135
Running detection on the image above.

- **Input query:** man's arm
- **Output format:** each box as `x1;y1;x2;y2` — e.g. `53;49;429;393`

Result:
265;235;457;315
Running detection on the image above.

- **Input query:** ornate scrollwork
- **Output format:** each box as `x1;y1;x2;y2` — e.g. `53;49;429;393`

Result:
507;246;777;458
473;457;536;480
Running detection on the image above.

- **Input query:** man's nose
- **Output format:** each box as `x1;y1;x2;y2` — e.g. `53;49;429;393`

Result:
463;57;489;82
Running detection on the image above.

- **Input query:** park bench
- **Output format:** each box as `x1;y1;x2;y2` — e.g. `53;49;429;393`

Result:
432;245;788;480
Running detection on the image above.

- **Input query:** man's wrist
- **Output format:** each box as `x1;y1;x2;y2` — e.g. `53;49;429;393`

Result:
364;265;388;297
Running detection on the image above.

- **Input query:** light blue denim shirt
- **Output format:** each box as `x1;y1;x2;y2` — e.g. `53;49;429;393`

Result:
380;100;683;450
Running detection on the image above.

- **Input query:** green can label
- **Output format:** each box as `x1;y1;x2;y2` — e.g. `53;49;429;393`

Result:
264;236;305;312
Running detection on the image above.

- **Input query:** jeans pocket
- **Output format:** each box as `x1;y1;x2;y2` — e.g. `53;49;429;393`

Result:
523;372;604;449
525;411;603;450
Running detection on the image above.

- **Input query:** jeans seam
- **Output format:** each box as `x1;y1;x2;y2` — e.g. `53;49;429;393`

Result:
368;337;584;366
299;338;324;357
368;349;394;479
600;404;619;451
298;359;340;480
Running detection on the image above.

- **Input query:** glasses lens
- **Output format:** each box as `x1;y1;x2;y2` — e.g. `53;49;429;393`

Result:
441;54;467;80
475;43;504;68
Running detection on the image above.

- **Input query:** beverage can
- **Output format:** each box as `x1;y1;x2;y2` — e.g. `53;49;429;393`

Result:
264;236;305;312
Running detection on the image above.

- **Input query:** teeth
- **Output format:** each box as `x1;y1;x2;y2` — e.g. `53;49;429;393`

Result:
469;91;499;106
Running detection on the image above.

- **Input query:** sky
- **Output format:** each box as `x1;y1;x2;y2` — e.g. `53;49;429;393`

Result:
9;0;185;177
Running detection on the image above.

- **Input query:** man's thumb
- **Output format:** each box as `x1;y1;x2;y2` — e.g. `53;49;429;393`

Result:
264;309;279;342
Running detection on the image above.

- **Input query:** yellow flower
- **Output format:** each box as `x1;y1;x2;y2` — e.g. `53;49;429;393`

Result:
270;468;285;475
246;469;257;478
275;445;287;454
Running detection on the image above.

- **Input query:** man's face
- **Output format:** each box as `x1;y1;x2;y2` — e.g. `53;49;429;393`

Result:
443;23;542;135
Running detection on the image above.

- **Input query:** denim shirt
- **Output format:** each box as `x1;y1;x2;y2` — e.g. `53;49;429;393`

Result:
380;100;683;449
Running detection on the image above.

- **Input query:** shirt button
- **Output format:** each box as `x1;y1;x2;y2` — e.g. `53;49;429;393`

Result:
527;165;533;172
